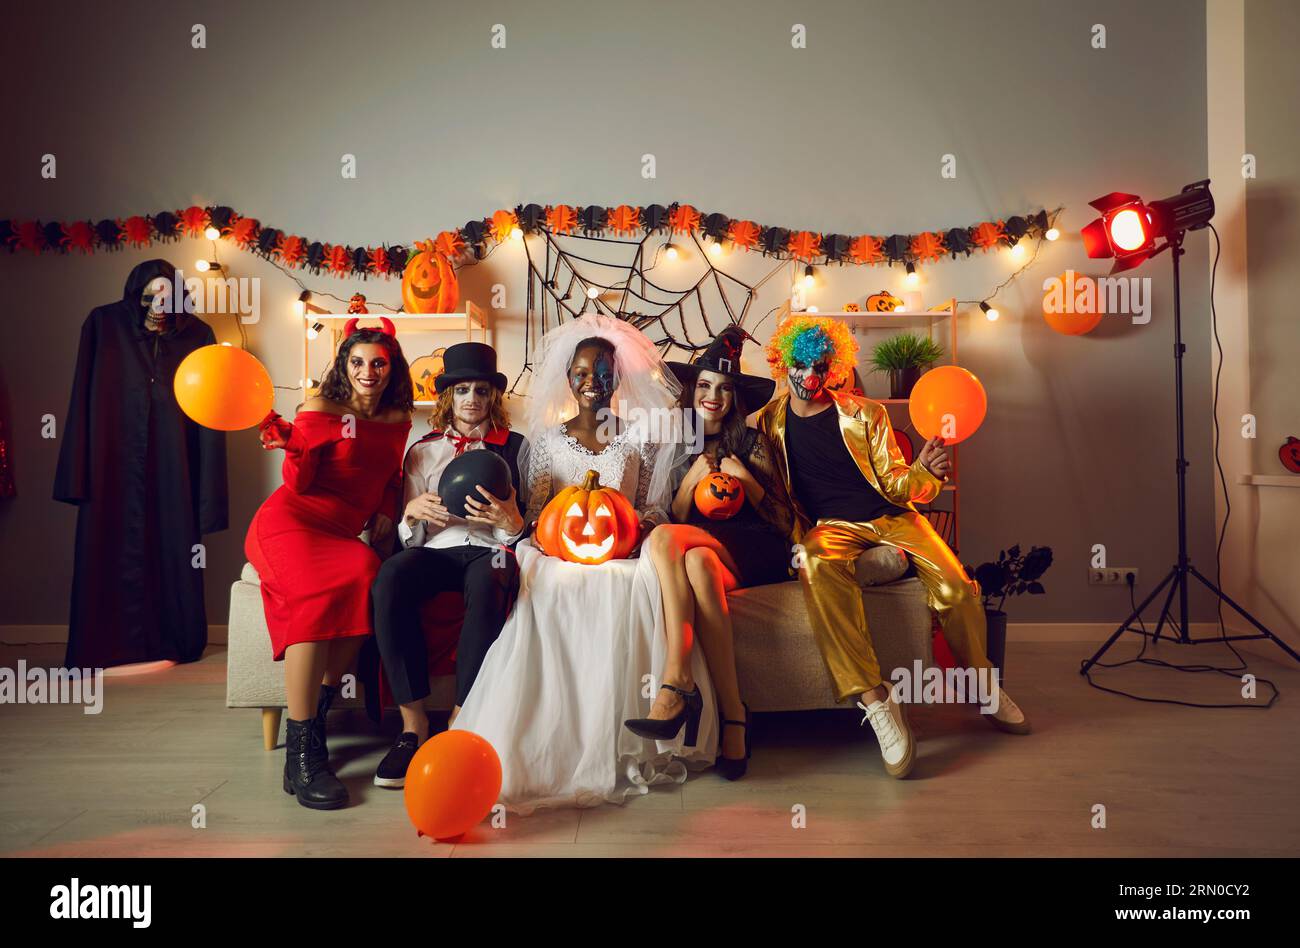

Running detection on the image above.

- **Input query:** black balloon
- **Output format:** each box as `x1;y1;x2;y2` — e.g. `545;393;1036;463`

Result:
437;449;512;518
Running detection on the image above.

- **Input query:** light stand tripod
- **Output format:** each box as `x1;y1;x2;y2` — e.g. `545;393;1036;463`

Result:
1080;229;1300;674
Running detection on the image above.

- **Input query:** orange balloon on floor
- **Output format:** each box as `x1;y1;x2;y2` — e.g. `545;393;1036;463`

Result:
908;365;987;444
173;344;274;431
404;730;502;841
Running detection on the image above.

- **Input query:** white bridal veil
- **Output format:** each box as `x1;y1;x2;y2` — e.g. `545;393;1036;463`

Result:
519;313;692;514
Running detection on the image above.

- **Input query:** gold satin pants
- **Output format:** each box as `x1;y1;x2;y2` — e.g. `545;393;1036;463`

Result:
799;512;991;701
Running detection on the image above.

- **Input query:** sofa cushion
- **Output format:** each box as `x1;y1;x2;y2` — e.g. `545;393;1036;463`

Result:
726;576;933;711
854;545;910;586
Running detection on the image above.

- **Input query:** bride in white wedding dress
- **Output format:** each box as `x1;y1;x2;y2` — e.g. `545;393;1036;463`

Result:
452;314;716;813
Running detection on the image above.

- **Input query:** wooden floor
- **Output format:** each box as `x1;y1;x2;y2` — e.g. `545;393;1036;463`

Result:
2;638;1298;858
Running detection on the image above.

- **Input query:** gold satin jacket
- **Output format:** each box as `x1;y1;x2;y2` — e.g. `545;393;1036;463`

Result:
754;390;945;544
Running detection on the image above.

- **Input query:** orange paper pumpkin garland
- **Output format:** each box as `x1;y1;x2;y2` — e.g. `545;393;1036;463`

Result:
535;469;640;564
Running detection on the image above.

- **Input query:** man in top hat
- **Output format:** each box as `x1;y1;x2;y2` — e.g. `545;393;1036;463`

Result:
370;342;527;787
754;314;1031;782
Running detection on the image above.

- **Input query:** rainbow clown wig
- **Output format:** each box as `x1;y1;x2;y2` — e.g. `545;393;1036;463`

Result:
765;314;859;390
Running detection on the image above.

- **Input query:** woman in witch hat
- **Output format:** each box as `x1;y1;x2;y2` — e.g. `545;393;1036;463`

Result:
626;325;792;780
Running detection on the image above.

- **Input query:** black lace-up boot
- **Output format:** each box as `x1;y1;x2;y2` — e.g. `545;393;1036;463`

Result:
283;717;348;810
312;683;339;757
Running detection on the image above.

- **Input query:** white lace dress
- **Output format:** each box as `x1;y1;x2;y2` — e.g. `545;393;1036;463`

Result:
451;423;718;813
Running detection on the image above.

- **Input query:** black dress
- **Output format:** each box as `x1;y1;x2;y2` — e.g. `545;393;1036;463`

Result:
670;428;792;588
53;259;228;668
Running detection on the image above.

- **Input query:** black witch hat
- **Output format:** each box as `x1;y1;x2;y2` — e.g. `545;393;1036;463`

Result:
667;324;775;410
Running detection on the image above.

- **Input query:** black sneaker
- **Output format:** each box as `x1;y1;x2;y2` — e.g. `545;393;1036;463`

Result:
374;732;421;788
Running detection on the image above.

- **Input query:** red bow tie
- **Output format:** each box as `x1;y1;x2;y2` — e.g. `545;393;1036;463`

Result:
446;432;482;456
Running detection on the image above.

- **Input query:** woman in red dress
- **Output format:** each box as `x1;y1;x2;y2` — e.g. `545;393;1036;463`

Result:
245;319;413;810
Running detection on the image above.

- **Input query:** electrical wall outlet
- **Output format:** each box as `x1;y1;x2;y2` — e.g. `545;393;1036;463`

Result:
1089;567;1140;586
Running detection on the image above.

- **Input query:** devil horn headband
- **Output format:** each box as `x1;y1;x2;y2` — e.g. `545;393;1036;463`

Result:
343;316;397;338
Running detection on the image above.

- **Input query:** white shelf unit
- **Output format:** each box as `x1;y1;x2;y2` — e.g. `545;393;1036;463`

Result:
302;302;491;407
773;298;964;551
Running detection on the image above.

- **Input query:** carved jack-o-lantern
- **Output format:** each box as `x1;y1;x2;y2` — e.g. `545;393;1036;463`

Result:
401;240;459;314
694;472;744;520
409;348;447;402
536;469;640;565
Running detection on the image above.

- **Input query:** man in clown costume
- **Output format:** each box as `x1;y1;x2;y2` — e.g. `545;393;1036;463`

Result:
755;314;1030;779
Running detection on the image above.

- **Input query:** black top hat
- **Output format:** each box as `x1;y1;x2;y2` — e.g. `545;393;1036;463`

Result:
434;342;508;393
666;325;775;411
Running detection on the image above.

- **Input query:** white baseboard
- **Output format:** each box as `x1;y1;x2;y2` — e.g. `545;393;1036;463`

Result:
1007;621;1297;664
1006;621;1240;641
0;623;1288;664
0;625;229;646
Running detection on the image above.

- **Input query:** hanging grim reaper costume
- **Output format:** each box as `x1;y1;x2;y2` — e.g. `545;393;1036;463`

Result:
53;259;228;668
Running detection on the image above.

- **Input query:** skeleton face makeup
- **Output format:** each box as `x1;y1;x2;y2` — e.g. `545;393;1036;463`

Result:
787;359;829;400
568;344;618;412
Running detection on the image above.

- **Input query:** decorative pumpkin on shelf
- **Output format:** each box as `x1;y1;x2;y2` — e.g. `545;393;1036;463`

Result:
535;469;640;565
409;348;447;402
843;302;861;312
1280;436;1300;474
694;471;744;520
402;239;459;314
867;291;905;313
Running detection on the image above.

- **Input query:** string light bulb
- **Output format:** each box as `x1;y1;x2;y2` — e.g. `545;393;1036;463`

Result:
708;241;723;258
195;260;223;273
802;265;816;289
306;321;325;340
585;285;601;300
979;301;1000;321
665;244;680;261
905;262;919;288
294;290;311;318
1009;241;1026;261
1045;226;1060;241
510;226;523;241
204;226;220;241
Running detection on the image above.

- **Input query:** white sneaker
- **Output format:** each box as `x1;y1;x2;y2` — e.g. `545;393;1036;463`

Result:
979;687;1032;735
857;693;915;778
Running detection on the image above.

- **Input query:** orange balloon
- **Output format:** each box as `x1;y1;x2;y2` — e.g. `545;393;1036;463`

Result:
1041;271;1104;335
908;365;987;444
173;344;274;431
404;730;502;841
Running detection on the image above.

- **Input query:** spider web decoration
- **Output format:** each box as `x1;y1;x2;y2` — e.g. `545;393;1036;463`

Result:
511;226;787;394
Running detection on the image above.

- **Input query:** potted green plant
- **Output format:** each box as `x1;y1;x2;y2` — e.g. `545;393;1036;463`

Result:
962;545;1053;682
869;333;945;398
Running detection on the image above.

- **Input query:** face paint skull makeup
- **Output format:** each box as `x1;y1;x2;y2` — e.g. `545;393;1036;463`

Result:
787;360;829;400
568;344;618;412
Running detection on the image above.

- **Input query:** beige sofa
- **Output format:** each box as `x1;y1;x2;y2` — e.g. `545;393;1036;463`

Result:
226;548;934;748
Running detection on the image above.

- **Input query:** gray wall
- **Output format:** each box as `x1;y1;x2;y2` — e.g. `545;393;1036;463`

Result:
0;0;1217;628
1242;0;1300;639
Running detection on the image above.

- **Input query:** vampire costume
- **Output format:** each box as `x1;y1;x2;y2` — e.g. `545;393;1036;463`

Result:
53;259;228;669
370;342;526;787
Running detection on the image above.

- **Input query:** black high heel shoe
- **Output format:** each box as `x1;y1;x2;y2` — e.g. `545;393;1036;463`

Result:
716;702;751;781
624;683;704;746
